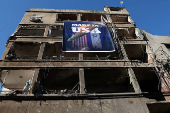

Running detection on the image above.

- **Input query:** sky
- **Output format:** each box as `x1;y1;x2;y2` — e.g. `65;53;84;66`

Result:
0;0;169;91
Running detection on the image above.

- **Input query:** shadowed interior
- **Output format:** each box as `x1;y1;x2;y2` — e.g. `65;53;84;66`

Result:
39;69;79;94
84;68;134;93
124;44;147;62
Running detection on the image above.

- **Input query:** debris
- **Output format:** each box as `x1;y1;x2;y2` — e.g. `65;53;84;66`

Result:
23;79;32;94
60;53;64;59
61;89;67;94
135;28;144;39
96;55;99;60
1;87;12;95
52;56;57;59
101;16;109;23
30;15;43;22
5;54;15;59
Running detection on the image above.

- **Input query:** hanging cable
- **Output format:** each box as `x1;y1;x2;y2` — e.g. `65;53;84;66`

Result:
0;17;19;33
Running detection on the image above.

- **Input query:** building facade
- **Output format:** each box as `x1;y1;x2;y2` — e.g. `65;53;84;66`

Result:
0;6;170;113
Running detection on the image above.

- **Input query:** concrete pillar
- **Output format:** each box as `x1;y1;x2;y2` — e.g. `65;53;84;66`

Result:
146;45;155;63
1;42;14;60
119;43;142;93
77;13;83;61
77;14;81;21
37;43;46;60
29;69;39;94
128;68;141;93
30;43;46;94
79;53;83;60
79;68;85;94
44;25;49;37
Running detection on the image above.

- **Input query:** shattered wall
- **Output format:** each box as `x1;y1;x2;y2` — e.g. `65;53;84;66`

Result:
0;6;170;113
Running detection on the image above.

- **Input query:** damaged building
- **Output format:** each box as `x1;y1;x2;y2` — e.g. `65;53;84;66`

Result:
0;6;170;113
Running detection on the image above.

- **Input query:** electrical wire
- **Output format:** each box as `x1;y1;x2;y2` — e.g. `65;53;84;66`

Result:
0;17;19;33
140;31;170;92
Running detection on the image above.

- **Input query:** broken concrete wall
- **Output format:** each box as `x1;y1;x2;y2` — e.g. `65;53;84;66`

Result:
1;6;170;113
142;30;170;61
0;70;35;90
21;12;57;24
0;98;147;113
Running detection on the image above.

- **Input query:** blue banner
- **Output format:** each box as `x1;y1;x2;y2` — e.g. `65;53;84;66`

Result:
62;21;115;52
